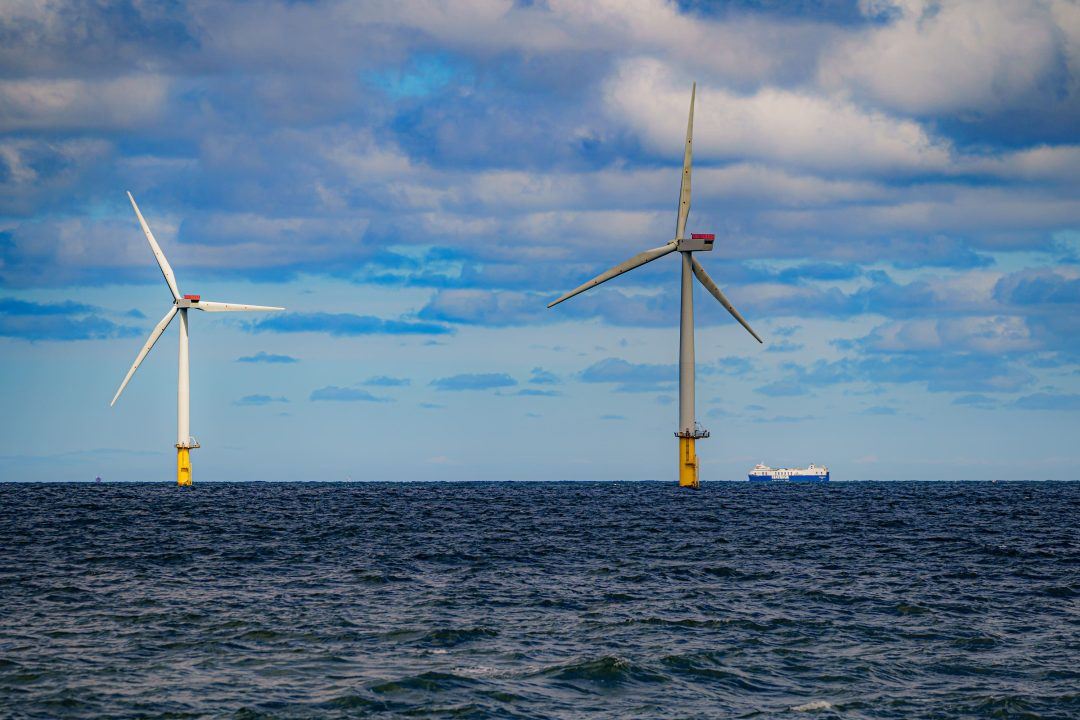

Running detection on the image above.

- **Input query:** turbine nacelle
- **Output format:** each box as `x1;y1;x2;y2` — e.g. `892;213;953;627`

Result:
676;233;715;252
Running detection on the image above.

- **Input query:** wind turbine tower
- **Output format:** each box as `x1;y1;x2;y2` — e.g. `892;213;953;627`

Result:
111;193;284;486
548;84;762;488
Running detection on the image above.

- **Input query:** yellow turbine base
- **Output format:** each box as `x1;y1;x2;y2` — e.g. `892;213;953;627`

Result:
678;436;699;488
177;448;192;486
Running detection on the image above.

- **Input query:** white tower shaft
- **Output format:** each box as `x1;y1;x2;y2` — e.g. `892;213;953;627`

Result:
176;307;193;486
177;308;190;448
678;252;695;433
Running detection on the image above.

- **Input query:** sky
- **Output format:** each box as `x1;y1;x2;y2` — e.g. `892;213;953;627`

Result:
1;0;1078;482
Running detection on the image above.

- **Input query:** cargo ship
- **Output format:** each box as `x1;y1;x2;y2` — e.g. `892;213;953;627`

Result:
748;463;830;482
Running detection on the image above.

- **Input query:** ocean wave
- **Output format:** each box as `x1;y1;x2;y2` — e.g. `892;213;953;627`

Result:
1;481;1077;718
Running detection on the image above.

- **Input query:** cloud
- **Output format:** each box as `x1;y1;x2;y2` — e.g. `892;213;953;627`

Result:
419;282;756;329
514;388;560;397
819;0;1079;127
1012;392;1080;411
236;351;298;363
0;138;113;216
701;356;756;376
579;358;674;392
529;367;560;385
430;373;517;391
776;354;1036;394
862;405;897;416
754;380;808;397
0;297;141;341
0;194;382;288
952;394;999;409
362;375;410;387
751;414;814;423
765;340;804;353
1;298;96;317
309;386;390;402
0;1;1074;301
418;289;548;326
718;270;1036;328
0;1;196;78
777;263;862;283
248;312;451;337
0;75;169;132
857;317;1039;355
607;56;952;175
234;394;288;406
992;269;1080;355
994;269;1080;306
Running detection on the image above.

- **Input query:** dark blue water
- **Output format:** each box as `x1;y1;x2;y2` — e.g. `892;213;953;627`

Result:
1;482;1077;719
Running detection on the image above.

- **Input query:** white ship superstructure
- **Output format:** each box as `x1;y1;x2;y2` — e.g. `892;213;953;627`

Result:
748;463;830;482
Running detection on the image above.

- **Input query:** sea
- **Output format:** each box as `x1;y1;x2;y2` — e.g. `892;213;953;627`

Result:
0;481;1077;719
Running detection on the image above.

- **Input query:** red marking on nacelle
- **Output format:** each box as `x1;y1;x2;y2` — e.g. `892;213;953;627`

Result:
691;233;715;241
184;294;201;301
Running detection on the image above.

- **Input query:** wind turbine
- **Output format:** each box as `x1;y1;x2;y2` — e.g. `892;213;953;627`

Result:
110;192;284;486
547;84;762;488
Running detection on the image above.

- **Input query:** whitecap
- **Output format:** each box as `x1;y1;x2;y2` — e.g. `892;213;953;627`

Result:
791;700;832;712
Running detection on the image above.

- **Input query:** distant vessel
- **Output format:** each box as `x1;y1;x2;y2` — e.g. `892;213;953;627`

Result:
748;463;830;482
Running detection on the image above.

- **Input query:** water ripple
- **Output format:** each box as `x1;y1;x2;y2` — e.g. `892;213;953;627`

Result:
1;481;1077;719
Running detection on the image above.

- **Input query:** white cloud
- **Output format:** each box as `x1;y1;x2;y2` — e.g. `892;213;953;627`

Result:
359;0;824;85
957;144;1080;185
0;138;112;214
0;75;169;131
0;211;373;288
761;185;1079;244
821;0;1079;116
606;57;953;174
862;316;1040;354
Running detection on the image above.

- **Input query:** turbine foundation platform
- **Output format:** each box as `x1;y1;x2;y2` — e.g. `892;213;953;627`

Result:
678;436;699;488
676;426;708;488
176;447;192;486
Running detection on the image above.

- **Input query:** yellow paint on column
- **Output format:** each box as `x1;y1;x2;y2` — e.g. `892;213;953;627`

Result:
177;447;192;486
678;436;699;488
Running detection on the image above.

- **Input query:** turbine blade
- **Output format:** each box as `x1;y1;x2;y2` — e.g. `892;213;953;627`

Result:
676;82;695;240
110;306;178;406
127;192;181;301
691;257;763;343
194;301;284;313
548;244;676;308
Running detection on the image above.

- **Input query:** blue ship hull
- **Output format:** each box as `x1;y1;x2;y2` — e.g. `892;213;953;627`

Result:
748;473;830;482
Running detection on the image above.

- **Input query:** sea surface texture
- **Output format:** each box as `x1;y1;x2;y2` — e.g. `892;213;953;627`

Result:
1;481;1077;719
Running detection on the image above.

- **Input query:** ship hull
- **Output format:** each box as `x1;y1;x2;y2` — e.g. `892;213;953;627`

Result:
788;473;829;482
747;473;830;482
